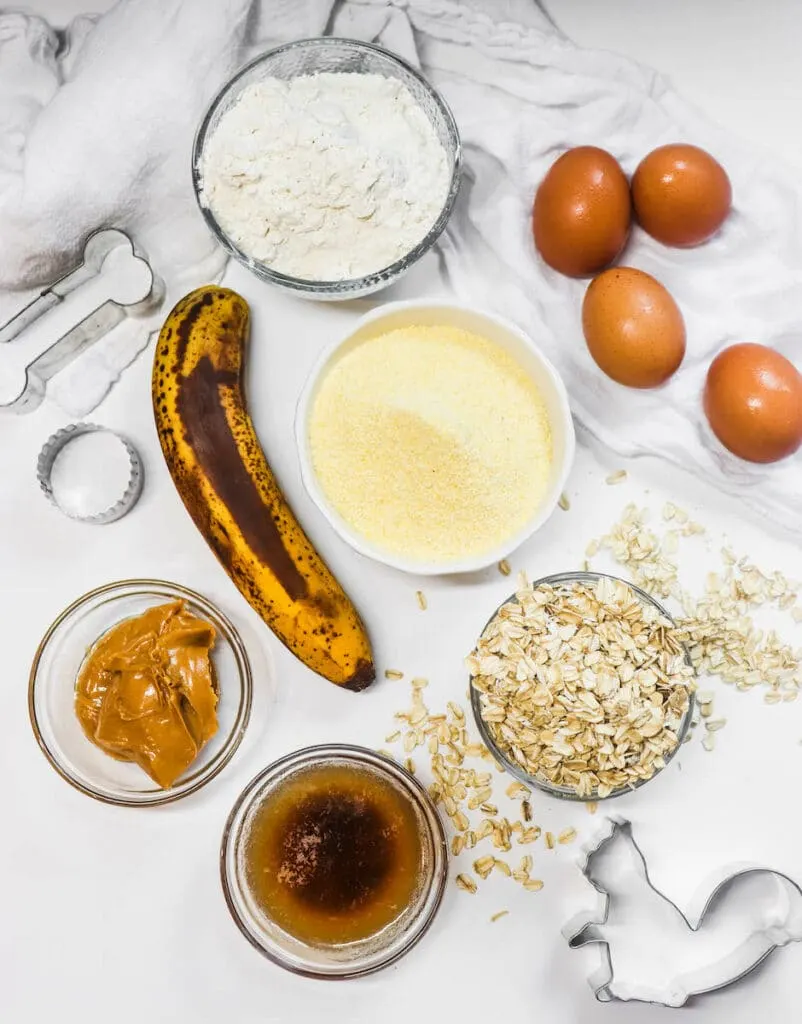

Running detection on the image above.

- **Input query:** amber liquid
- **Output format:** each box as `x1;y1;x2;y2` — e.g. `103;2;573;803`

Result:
244;763;424;945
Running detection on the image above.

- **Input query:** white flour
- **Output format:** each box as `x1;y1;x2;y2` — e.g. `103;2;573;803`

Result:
200;72;451;281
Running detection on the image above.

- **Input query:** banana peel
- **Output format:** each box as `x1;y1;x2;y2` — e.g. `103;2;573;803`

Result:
152;286;375;691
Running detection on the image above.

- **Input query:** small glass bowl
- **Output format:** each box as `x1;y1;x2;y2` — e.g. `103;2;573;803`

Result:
29;579;252;807
192;37;462;300
470;571;695;802
220;744;447;978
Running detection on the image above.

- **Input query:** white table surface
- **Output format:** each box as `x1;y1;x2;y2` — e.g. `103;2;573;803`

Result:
4;2;802;1022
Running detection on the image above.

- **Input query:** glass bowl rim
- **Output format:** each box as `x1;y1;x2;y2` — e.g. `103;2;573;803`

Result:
219;742;448;979
191;36;463;296
28;577;253;808
469;570;696;802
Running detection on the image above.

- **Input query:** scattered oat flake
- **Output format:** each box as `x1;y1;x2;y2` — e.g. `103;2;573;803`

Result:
498;559;512;576
702;733;716;752
384;669;404;680
474;856;495;879
411;677;429;689
704;719;727;732
586;802;598;815
451;835;465;856
416;590;428;610
524;879;545;892
558;492;571;511
404;758;416;774
385;730;401;743
456;873;477;893
490;910;510;923
558;827;577;845
545;832;555;850
606;470;627;485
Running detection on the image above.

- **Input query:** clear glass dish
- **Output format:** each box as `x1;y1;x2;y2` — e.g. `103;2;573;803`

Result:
192;37;462;301
470;571;696;802
29;579;252;807
220;744;448;978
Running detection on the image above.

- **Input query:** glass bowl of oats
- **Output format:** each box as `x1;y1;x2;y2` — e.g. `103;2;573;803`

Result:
468;571;695;801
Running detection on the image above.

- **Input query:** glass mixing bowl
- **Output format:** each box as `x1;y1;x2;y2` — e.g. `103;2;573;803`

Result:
220;744;448;978
470;571;696;801
29;579;252;807
192;37;462;300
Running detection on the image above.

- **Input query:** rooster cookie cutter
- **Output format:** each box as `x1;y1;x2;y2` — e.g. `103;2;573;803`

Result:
0;228;162;413
565;817;802;1007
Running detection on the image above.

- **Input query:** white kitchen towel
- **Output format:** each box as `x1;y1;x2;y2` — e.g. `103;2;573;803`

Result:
0;0;800;530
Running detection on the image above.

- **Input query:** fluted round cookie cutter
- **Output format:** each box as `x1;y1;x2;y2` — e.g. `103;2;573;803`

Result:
37;423;144;524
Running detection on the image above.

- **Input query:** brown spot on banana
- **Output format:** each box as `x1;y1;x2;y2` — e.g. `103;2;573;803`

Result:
152;286;375;691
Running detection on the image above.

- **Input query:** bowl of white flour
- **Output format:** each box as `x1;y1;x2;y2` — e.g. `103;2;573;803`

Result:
193;38;462;300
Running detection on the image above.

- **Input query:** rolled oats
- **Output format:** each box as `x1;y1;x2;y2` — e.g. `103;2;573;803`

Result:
467;575;693;798
593;504;802;711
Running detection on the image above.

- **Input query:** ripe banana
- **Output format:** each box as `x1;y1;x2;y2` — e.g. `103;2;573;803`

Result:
152;286;375;691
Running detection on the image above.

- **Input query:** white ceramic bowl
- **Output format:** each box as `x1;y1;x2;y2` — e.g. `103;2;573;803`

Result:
296;301;575;575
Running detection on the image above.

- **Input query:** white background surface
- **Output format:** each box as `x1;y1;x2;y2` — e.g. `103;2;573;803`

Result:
3;2;802;1022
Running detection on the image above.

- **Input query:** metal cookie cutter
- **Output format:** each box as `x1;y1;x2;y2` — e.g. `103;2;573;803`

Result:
0;228;162;413
37;422;144;524
564;817;802;1007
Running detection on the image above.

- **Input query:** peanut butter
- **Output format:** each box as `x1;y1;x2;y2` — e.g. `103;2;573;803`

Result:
75;600;218;788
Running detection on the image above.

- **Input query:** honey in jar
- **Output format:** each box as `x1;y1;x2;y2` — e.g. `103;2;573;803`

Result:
243;762;424;945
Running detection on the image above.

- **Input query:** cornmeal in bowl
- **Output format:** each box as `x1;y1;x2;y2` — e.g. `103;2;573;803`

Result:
308;323;553;565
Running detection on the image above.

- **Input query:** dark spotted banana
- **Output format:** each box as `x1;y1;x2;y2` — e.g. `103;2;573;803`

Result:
152;286;375;691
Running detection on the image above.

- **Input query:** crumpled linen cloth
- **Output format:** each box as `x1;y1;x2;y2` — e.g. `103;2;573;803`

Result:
0;0;800;530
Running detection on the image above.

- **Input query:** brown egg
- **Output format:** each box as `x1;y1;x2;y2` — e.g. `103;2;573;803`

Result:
582;267;686;388
703;343;802;463
632;143;731;247
533;146;631;277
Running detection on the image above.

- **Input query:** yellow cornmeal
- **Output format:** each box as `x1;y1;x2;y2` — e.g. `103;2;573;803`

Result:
308;325;553;563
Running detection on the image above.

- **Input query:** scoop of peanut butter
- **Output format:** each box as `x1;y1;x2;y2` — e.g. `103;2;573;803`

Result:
75;600;219;788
